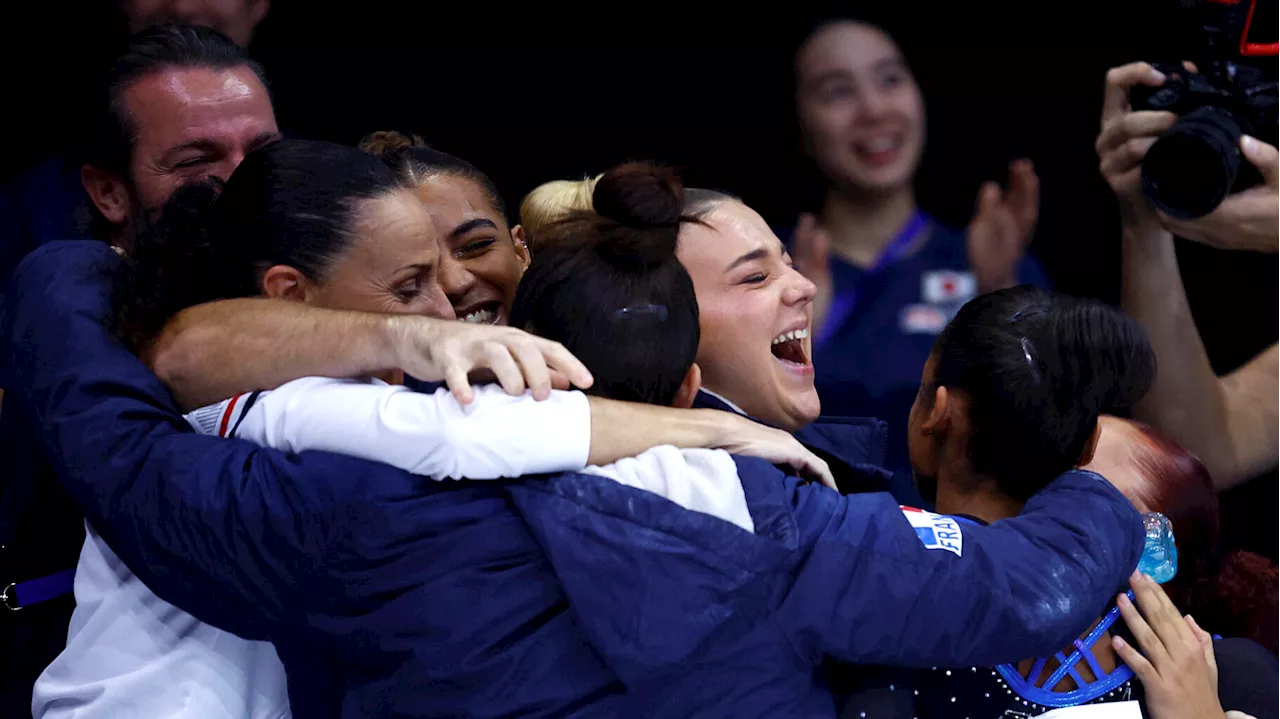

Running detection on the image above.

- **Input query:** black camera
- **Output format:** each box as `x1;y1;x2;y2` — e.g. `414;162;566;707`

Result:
1130;61;1277;219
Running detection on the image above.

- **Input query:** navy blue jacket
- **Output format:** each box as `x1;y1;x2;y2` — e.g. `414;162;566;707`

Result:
691;390;912;503
2;241;625;718
509;456;1143;718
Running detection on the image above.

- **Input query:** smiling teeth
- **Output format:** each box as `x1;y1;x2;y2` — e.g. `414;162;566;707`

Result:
462;308;496;324
771;328;809;345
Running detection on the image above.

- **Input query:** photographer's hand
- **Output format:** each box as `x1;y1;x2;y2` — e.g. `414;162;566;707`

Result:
1157;135;1279;253
1105;61;1280;489
1096;62;1178;226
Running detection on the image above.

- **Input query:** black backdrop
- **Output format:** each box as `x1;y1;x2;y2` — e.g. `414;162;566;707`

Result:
4;1;1276;555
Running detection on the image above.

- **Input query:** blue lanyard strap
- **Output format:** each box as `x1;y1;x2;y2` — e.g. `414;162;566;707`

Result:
813;210;929;352
2;568;76;611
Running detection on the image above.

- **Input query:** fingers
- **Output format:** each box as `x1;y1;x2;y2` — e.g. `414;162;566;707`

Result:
537;337;594;390
509;338;553;401
797;452;836;490
811;225;830;267
1102;62;1167;127
548;369;571;391
445;363;474;405
484;342;527;397
1117;581;1171;671
1006;159;1040;237
795;212;818;243
1131;571;1195;649
1099;137;1160;179
1096;112;1177;155
974;181;1002;217
1186;615;1216;662
1241;135;1279;188
1112;633;1157;685
792;213;830;279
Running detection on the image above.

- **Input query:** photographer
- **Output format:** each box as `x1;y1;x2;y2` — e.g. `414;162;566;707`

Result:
1096;61;1278;492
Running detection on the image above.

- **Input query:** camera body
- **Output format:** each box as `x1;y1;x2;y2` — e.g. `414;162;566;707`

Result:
1130;60;1277;218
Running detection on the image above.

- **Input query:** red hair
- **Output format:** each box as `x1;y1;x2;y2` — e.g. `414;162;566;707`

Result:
1124;421;1277;654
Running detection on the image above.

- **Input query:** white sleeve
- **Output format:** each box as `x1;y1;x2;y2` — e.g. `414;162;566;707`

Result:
581;446;754;533
206;377;592;480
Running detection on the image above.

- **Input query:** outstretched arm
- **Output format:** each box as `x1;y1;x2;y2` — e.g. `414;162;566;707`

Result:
207;376;833;485
780;468;1143;668
0;242;417;640
149;298;593;410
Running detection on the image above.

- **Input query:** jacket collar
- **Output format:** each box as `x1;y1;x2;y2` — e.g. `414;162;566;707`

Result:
694;389;893;495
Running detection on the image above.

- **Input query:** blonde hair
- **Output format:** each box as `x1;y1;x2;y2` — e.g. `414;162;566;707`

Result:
519;175;601;252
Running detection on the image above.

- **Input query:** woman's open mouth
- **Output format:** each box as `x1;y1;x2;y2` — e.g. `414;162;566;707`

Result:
771;328;812;370
458;301;503;325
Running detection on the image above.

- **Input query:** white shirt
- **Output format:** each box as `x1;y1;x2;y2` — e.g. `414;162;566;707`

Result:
1039;701;1142;718
33;379;594;719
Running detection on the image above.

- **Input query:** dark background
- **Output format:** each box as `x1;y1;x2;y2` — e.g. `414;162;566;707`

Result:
4;1;1276;554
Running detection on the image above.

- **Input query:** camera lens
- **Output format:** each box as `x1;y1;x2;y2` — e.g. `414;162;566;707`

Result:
1141;107;1244;219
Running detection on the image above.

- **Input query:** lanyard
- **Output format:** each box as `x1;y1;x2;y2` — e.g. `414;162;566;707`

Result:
2;568;75;611
813;211;929;352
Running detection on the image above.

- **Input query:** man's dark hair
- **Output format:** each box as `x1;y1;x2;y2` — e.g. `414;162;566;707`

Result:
510;162;701;407
78;23;269;178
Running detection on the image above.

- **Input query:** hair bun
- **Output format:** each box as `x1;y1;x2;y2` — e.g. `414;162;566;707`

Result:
358;130;428;160
592;161;684;231
594;227;678;271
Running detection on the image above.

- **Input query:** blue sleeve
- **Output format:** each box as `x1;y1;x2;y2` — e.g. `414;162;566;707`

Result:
0;241;379;640
773;468;1142;668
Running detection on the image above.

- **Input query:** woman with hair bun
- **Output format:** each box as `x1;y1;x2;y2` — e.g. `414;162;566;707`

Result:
520;172;922;499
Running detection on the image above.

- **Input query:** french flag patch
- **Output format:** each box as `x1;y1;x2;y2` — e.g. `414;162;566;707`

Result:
900;506;964;557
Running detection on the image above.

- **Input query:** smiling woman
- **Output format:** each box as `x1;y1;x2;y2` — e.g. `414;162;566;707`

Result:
360;131;531;326
517;175;823;432
678;189;822;431
788;18;1051;487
